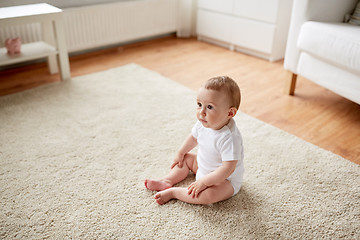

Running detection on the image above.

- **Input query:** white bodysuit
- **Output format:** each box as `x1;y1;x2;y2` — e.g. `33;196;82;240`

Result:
191;118;244;196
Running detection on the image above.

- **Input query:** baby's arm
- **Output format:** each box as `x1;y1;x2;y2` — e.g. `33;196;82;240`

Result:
171;134;197;169
188;160;237;198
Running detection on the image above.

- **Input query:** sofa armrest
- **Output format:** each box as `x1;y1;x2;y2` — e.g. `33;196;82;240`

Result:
283;0;357;73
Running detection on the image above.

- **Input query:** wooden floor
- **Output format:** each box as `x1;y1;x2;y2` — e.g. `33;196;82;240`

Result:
1;36;359;164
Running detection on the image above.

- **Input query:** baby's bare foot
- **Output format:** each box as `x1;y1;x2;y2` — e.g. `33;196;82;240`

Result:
154;189;173;205
144;179;172;191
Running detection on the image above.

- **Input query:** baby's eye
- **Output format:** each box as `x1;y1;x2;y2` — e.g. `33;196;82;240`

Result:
197;102;202;108
207;105;213;110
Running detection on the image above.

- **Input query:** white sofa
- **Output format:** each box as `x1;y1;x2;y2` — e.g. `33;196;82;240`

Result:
284;0;360;104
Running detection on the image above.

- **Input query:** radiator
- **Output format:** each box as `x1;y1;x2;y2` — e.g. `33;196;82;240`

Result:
0;0;178;53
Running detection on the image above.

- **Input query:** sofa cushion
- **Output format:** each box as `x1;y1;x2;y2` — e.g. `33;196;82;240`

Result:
298;22;360;75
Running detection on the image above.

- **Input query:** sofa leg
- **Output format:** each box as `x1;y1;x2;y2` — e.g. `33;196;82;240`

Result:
285;72;297;95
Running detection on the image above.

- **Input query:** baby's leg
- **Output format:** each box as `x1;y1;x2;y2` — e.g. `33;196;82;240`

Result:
145;153;197;191
154;180;234;205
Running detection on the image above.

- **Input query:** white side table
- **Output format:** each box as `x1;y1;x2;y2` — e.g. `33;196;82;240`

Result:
0;3;71;80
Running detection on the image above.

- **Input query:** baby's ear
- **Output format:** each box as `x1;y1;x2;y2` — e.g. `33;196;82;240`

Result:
228;107;237;118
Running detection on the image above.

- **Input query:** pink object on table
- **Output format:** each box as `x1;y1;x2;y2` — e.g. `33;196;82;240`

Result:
5;37;21;55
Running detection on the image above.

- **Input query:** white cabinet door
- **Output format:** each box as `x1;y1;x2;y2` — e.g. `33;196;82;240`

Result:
233;0;279;23
198;0;233;14
231;18;275;54
196;0;291;61
197;9;233;43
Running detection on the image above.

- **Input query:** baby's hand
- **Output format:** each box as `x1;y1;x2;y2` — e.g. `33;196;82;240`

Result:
171;153;185;169
188;180;207;198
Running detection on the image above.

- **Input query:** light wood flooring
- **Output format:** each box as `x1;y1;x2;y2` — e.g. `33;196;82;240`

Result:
1;36;359;164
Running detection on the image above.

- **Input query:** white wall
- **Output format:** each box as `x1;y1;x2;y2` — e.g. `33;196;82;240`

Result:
0;0;129;8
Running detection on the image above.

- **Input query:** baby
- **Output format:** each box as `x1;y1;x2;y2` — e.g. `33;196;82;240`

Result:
145;76;244;205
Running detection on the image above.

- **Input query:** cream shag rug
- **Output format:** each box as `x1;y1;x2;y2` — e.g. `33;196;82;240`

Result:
0;64;359;239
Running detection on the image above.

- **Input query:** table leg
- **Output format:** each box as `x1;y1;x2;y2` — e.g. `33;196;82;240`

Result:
42;21;58;74
53;17;71;80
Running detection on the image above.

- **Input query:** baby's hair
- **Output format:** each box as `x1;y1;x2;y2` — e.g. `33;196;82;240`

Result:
204;76;241;109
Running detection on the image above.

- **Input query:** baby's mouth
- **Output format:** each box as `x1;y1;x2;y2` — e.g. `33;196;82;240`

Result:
199;118;207;123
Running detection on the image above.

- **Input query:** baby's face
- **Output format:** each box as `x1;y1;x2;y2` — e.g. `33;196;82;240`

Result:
196;87;232;130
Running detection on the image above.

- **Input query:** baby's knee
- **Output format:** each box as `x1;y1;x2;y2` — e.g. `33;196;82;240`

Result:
184;153;197;173
200;182;234;204
199;190;218;205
